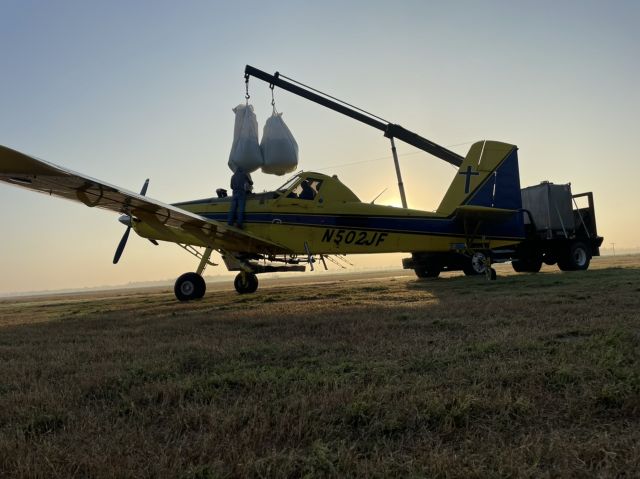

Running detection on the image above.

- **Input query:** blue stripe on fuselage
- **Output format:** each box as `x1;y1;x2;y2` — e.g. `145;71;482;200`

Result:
200;212;525;239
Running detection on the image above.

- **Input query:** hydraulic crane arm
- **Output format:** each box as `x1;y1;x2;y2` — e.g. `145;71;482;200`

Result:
244;65;464;168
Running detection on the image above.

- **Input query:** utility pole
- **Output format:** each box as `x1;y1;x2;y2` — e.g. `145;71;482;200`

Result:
610;242;616;256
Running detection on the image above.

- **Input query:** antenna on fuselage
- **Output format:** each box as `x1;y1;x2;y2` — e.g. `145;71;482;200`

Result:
370;187;388;205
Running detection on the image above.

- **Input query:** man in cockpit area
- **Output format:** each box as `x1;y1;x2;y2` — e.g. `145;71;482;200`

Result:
299;180;316;200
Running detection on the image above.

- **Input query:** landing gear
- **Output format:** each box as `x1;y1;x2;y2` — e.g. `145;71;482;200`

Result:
173;246;215;301
174;272;206;301
234;272;259;294
463;251;496;280
463;252;487;276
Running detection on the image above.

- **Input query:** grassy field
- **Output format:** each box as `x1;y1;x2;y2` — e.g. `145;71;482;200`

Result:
0;256;639;478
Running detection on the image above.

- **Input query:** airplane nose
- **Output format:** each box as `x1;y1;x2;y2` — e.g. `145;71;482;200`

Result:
118;214;131;226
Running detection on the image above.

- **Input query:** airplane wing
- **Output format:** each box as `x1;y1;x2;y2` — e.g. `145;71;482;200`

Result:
0;144;290;254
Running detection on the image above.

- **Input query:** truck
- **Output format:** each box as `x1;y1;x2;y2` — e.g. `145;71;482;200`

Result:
400;181;603;278
511;181;603;272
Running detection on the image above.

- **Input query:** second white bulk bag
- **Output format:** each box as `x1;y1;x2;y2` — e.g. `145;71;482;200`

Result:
260;112;299;175
228;104;263;173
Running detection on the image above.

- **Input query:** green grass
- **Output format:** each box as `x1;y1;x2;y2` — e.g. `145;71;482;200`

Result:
0;257;639;477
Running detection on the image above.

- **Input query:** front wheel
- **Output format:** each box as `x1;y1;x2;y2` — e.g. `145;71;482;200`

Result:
174;272;206;301
234;272;259;294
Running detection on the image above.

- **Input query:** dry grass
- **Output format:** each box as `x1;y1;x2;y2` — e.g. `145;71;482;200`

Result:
0;256;639;478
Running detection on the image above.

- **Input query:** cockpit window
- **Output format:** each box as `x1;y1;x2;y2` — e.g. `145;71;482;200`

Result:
291;179;323;200
276;176;300;193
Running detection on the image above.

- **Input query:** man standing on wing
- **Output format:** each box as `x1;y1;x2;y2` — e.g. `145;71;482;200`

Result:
227;166;253;228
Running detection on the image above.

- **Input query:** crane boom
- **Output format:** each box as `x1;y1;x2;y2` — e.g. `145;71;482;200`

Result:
244;65;464;168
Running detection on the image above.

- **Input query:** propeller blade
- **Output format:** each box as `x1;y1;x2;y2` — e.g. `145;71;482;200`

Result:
139;178;149;196
113;179;149;264
113;226;131;264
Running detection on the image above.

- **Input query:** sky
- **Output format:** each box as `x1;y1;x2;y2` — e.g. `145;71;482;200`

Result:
1;0;639;294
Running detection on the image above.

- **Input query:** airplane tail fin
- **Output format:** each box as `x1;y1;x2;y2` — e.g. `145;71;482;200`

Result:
436;141;522;216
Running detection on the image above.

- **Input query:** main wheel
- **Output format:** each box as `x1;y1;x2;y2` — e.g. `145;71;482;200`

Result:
463;252;487;276
174;272;206;301
234;272;259;294
558;241;591;271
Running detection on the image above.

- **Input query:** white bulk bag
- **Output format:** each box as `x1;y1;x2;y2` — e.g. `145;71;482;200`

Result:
228;104;263;173
260;112;299;175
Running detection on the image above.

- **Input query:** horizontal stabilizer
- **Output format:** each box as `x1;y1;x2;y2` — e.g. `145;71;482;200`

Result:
453;205;519;221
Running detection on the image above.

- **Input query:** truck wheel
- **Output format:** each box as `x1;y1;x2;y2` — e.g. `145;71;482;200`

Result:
415;265;441;278
542;253;557;265
512;257;542;273
512;260;525;272
558;241;591;271
463;252;487;276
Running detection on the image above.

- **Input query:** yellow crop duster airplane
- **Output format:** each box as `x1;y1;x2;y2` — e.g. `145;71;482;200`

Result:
0;139;524;300
1;65;559;300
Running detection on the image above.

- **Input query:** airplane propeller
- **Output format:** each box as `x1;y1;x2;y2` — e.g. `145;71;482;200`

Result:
113;179;149;264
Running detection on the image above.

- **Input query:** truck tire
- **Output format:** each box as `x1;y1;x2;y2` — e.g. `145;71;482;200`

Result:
542;253;557;266
558;241;591;271
512;257;542;273
415;265;441;278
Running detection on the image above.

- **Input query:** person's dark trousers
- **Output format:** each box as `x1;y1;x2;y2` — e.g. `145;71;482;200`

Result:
227;190;246;227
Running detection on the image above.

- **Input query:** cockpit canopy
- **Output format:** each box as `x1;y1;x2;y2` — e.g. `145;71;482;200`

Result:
275;172;360;203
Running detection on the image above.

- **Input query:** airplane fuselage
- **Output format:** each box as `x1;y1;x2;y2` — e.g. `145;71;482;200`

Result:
133;171;524;256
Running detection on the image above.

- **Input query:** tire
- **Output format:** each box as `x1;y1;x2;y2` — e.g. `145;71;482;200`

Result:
463;252;487;276
542;253;556;266
558;241;591;271
512;257;542;273
414;265;441;278
194;278;206;299
488;267;497;280
174;272;206;301
512;260;525;272
557;256;572;271
234;272;259;294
